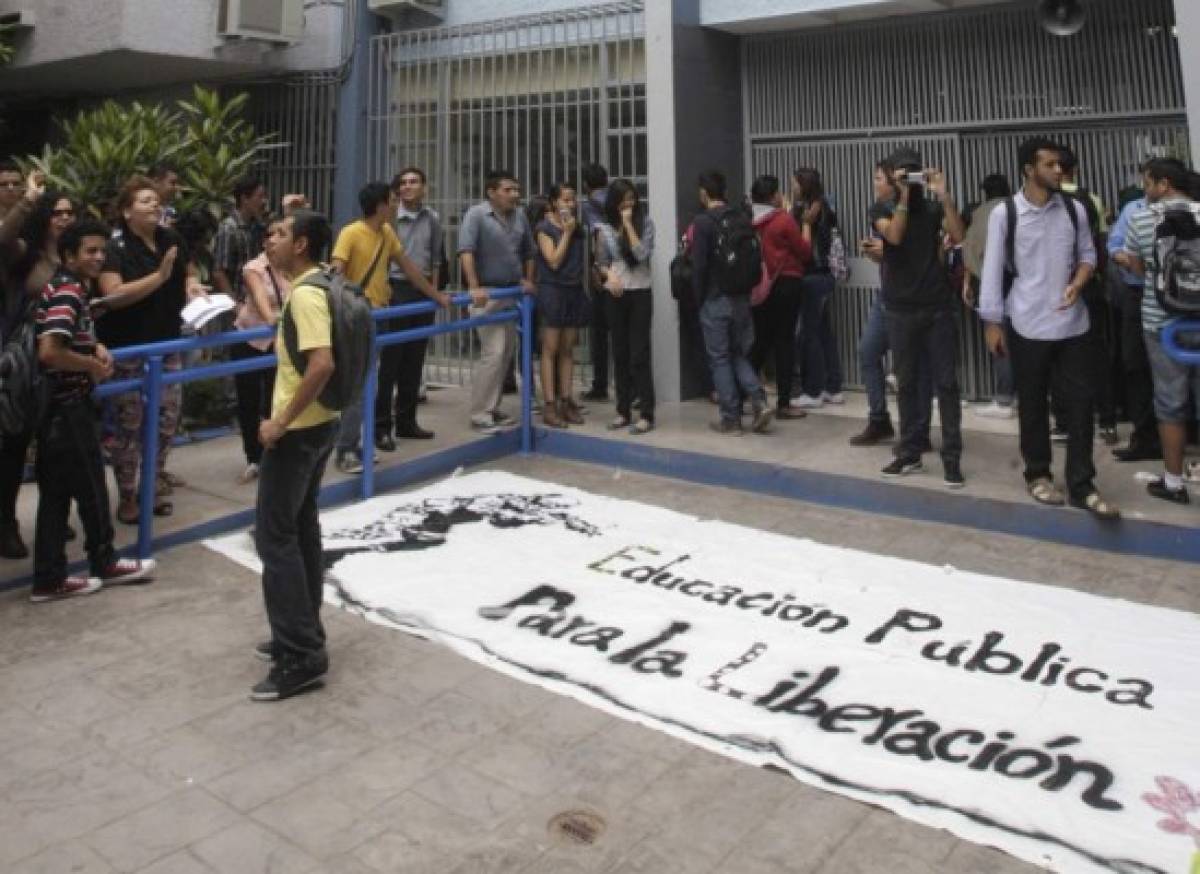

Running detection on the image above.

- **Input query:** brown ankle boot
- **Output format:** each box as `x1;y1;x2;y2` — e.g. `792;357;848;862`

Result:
561;398;584;425
542;400;566;428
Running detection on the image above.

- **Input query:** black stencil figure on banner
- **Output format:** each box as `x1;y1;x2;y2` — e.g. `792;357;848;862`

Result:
320;492;601;570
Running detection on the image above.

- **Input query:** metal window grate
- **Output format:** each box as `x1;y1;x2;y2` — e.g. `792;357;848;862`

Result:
367;2;646;387
745;0;1189;399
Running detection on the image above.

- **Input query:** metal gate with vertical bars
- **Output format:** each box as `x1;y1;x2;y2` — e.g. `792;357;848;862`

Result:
744;0;1189;398
367;2;646;386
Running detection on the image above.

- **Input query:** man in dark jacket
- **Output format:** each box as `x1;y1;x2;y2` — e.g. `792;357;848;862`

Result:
869;147;967;487
691;171;773;434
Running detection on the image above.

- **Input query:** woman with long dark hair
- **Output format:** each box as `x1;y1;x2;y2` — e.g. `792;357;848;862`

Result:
596;178;656;433
0;181;79;558
97;176;197;524
790;167;845;409
533;182;590;427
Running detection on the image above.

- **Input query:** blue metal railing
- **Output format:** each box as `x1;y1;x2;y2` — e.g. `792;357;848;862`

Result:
93;286;536;561
1161;319;1200;366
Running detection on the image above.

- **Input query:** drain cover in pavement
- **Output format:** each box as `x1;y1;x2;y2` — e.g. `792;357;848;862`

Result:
548;810;606;846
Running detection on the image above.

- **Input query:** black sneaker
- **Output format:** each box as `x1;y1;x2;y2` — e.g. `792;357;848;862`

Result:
943;460;965;489
1147;479;1190;505
849;419;894;446
582;388;609;402
374;433;397;453
254;640;278;662
1112;442;1162;462
881;456;923;478
251;651;329;701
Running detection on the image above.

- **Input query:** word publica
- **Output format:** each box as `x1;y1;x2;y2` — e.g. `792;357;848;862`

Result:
479;584;691;678
866;610;1155;710
589;545;848;633
708;646;1124;812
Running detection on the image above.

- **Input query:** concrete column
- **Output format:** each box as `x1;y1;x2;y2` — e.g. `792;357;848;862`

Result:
333;0;377;229
646;0;746;403
1176;0;1200;157
645;0;682;402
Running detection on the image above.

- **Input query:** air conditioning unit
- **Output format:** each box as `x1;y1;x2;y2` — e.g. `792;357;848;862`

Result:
219;0;305;44
368;0;445;23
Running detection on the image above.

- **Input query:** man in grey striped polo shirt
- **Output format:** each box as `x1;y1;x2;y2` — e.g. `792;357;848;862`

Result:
1114;157;1199;506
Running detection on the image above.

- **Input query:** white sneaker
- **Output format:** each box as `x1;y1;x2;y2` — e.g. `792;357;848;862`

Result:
821;392;845;405
885;374;898;394
790;394;824;410
974;401;1015;420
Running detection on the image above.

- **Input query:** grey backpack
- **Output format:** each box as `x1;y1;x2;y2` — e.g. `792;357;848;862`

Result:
1152;202;1200;318
282;269;375;412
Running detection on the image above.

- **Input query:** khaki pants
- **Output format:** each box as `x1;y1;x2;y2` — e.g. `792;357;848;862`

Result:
469;298;517;425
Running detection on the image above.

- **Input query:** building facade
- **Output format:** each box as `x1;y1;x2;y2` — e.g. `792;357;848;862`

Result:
2;0;1196;401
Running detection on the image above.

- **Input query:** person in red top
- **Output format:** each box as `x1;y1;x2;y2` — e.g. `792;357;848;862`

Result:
749;174;812;419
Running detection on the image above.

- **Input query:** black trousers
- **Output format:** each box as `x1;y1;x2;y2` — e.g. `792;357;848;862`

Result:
256;419;337;660
589;287;610;394
377;281;434;435
232;342;276;465
0;426;32;524
606;288;655;422
1118;285;1159;447
886;306;962;464
749;275;803;409
34;400;115;586
1008;327;1096;502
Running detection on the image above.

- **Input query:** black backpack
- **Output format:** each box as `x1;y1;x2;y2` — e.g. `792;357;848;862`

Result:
712;206;762;296
282;269;376;412
1152;202;1200;317
0;304;49;436
1001;192;1082;298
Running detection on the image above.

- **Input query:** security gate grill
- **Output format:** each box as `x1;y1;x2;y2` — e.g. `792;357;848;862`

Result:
367;2;646;387
744;0;1188;398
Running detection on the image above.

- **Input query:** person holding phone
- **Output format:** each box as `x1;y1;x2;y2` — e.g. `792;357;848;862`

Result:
868;147;966;487
533;182;590;427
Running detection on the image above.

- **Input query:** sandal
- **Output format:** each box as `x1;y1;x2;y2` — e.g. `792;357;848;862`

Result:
153;498;174;517
629;419;654;435
607;416;631;431
560;398;584;426
1028;478;1065;506
542;402;566;429
1070;492;1120;521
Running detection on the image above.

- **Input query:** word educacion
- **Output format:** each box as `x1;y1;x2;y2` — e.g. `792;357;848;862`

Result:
591;545;1154;711
483;584;1126;813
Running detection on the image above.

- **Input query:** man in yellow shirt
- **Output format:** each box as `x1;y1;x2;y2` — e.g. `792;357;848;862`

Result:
252;210;339;701
330;182;442;473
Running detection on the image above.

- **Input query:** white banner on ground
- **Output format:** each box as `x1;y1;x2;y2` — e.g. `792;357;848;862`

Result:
207;471;1200;874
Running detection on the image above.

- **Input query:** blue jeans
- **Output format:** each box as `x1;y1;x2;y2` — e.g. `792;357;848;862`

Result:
336;396;364;454
859;295;933;432
798;272;842;397
700;294;766;423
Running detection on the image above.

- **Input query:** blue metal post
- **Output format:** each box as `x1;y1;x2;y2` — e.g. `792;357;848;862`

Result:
360;337;380;500
137;356;163;560
519;294;534;455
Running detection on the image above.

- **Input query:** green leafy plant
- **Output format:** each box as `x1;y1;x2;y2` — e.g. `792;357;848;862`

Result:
0;22;17;66
22;86;271;218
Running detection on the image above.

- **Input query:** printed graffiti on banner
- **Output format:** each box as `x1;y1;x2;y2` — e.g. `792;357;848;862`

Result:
206;471;1200;874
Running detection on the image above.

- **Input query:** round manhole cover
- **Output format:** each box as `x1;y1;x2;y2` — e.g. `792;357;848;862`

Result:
548;809;606;846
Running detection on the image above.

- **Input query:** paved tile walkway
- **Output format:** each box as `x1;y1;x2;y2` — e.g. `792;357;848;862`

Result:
2;453;1192;874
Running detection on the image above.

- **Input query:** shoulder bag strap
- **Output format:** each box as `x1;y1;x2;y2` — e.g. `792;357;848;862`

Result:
358;238;387;289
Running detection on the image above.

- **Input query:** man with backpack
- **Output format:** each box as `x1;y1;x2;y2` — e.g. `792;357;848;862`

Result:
252;210;341;700
1113;158;1199;506
691;170;773;434
979;138;1117;519
869;147;966;487
330;182;440;473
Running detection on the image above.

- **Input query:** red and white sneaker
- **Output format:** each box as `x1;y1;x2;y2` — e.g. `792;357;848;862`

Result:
98;558;156;586
29;575;102;603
